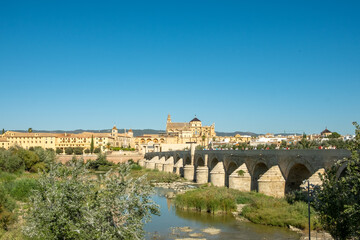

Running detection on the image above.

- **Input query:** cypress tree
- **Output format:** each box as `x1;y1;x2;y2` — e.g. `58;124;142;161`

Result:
90;135;94;154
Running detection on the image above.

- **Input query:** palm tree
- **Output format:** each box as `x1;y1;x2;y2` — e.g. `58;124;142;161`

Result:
28;128;33;133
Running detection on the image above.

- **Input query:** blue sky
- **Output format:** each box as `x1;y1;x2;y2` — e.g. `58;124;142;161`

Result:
0;1;359;134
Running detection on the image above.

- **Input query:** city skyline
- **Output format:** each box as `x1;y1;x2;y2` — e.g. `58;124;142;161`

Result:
1;1;359;134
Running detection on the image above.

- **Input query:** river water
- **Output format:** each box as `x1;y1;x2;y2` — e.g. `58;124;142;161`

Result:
145;188;301;240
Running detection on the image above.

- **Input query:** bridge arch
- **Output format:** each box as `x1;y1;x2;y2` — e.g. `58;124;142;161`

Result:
251;162;269;192
209;157;219;171
336;162;348;179
195;156;205;167
185;156;191;165
285;163;311;193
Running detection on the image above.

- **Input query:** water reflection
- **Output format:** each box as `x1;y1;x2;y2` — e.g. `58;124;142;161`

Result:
145;188;300;240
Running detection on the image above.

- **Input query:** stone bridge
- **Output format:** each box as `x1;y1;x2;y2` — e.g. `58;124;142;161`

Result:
140;146;350;197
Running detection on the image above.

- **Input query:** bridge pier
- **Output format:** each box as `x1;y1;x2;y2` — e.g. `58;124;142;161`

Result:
184;165;195;181
258;165;285;198
145;156;158;169
196;166;209;184
155;157;166;171
174;158;184;176
210;162;225;187
164;156;174;173
229;163;251;192
300;168;325;188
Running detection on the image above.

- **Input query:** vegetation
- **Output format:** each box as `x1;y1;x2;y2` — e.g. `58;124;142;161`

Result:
111;146;135;151
86;153;114;171
313;122;360;240
94;147;101;153
175;186;319;230
129;165;181;183
90;135;94;154
23;162;159;240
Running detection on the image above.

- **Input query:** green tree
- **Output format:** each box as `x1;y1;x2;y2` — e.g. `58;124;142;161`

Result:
23;162;159;239
56;148;63;154
94;147;101;154
328;132;341;139
90;135;94;154
65;147;73;155
314;122;360;240
28;128;33;133
1;129;4;135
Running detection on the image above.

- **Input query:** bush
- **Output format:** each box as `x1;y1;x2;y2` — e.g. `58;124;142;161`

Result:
4;178;39;202
56;148;63;154
94;147;101;153
23;163;159;239
87;153;113;170
18;150;40;171
84;149;90;154
73;147;84;155
0;185;16;230
0;151;24;173
30;162;46;173
65;148;73;155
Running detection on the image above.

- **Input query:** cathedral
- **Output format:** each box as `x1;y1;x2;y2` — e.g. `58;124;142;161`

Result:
165;114;216;138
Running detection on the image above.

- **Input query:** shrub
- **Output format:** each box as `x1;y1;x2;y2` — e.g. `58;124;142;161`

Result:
18;150;40;171
87;153;113;170
0;151;24;173
94;147;101;153
56;148;63;154
73;147;84;155
30;162;46;173
65;148;73;155
84;149;90;154
4;178;39;202
23;163;159;239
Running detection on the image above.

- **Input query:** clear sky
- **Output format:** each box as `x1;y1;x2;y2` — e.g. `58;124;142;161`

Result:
0;1;359;134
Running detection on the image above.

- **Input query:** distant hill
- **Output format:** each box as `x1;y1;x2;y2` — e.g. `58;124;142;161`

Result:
9;129;300;137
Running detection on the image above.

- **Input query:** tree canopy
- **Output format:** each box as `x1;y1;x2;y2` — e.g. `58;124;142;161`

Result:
314;122;360;240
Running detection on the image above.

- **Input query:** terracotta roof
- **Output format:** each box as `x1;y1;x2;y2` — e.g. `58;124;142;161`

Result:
5;131;59;137
190;117;201;122
0;138;9;142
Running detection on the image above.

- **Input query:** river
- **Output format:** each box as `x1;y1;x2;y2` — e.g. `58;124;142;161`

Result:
145;187;301;240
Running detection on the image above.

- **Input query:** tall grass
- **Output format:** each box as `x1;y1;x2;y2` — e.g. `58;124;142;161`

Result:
129;167;181;183
175;187;237;213
175;186;320;230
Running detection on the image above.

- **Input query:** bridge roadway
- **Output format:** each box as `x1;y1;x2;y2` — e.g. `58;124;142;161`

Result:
141;148;351;197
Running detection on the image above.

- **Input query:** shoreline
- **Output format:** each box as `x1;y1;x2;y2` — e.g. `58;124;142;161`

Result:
154;181;333;240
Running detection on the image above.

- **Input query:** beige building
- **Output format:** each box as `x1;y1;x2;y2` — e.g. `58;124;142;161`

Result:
135;115;217;153
0;126;135;152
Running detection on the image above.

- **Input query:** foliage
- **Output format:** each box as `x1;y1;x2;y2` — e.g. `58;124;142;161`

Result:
84;149;90;154
129;168;180;183
23;162;159;240
65;147;73;155
28;128;32;133
73;147;84;155
237;170;245;176
18;149;40;171
3;178;39;202
111;147;135;151
313;122;360;240
87;153;113;171
90;135;94;154
0;185;16;230
0;150;24;173
94;147;101;154
56;148;63;154
175;186;320;229
328;132;341;139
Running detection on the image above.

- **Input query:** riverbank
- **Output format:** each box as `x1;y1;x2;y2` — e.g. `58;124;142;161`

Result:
174;185;321;231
